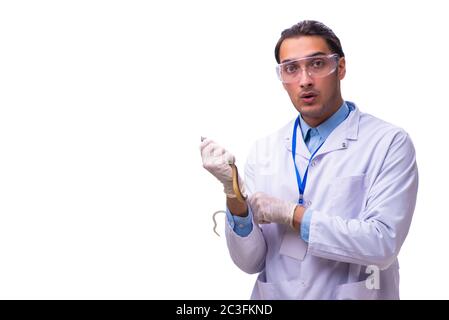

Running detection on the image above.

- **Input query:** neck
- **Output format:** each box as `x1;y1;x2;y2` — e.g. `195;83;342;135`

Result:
302;97;344;128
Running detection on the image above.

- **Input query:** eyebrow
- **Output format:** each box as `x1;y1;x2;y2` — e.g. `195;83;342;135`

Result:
280;51;329;64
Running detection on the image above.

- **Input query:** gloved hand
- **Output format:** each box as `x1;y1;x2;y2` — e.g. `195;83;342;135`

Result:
200;138;246;198
249;192;297;228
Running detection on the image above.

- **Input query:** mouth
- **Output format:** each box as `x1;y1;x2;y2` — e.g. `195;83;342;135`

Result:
300;91;318;104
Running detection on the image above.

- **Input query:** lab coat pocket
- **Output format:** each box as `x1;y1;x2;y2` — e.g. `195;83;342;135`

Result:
279;226;307;261
334;280;379;300
330;174;368;219
253;275;309;300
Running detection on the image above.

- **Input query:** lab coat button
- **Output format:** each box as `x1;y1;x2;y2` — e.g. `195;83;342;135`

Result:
307;200;312;206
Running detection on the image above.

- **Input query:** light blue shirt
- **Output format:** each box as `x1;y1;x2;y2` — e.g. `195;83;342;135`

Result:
225;206;254;236
227;101;351;239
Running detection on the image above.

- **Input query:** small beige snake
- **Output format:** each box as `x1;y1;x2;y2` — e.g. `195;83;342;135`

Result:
211;163;247;236
229;163;247;204
202;137;246;236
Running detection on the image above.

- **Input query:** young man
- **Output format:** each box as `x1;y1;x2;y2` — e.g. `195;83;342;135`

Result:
200;20;418;299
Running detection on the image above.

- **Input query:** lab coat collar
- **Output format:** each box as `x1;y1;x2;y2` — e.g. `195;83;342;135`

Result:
299;101;350;142
284;101;360;159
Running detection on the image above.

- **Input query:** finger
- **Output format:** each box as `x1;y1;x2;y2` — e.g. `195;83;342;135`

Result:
201;141;226;158
249;192;265;203
202;142;220;160
202;152;227;172
248;194;256;208
201;141;224;159
253;211;270;224
223;152;235;165
199;138;214;152
204;146;233;167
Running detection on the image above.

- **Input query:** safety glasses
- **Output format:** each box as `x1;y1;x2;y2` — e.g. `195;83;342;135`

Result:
276;53;339;83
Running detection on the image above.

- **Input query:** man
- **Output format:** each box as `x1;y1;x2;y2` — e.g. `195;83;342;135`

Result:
200;20;418;299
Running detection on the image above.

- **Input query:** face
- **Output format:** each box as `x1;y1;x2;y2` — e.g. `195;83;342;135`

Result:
279;35;346;127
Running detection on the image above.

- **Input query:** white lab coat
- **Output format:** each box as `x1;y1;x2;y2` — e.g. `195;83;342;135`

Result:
225;102;418;300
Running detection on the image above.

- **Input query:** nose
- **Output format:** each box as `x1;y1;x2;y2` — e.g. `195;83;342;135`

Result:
298;69;314;89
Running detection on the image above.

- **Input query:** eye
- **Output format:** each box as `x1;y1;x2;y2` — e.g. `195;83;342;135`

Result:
283;63;299;74
310;59;326;69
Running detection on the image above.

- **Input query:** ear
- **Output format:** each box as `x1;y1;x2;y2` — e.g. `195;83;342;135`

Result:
338;57;346;80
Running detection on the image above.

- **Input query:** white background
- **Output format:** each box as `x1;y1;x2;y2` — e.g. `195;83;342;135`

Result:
0;0;447;299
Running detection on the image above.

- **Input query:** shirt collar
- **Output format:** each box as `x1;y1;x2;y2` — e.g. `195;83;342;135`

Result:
299;101;350;141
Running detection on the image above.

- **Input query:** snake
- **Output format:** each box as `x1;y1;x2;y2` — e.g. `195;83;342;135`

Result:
211;163;247;237
202;137;246;236
230;163;246;204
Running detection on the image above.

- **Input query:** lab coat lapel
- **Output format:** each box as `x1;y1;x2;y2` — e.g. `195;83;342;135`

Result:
316;105;360;156
283;119;311;159
283;105;360;158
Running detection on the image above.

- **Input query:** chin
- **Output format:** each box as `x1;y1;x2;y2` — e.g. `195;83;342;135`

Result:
298;103;323;116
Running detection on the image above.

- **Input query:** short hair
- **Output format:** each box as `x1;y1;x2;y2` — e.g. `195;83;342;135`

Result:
274;20;345;63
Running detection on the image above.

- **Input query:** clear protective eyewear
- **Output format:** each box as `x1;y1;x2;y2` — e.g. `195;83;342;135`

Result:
276;53;339;83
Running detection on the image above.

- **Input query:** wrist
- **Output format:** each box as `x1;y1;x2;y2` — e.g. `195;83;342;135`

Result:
292;205;306;231
227;196;248;217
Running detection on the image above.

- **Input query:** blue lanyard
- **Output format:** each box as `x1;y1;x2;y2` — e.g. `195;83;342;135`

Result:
292;116;325;204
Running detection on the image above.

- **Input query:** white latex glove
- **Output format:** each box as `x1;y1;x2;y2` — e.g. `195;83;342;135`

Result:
200;138;246;198
249;192;297;228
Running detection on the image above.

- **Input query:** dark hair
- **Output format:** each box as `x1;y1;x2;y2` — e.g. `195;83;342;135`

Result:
274;20;345;63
